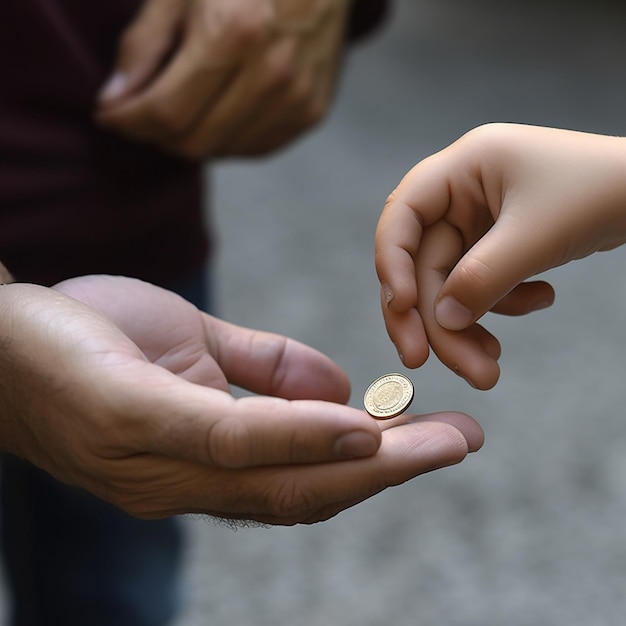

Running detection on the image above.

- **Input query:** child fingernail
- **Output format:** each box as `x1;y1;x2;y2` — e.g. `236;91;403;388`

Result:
528;300;552;313
453;364;477;389
382;283;394;305
435;296;473;330
392;342;404;364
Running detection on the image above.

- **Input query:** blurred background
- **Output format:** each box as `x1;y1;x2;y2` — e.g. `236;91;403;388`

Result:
171;1;626;625
4;1;619;624
2;2;626;624
174;1;626;625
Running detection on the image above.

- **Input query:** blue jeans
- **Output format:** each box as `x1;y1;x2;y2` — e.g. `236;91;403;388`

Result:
0;269;209;626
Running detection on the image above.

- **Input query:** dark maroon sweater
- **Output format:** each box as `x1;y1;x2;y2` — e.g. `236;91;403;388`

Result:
0;0;388;287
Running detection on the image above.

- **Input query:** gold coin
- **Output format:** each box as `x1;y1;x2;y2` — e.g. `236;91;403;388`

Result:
363;373;414;419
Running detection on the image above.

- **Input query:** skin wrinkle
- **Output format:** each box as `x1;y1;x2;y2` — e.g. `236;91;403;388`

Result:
385;189;425;257
7;338;83;468
299;490;379;525
197;463;284;523
407;198;425;256
444;164;490;256
261;331;291;397
203;407;250;468
105;451;221;517
0;270;483;527
378;194;423;311
157;337;225;390
265;471;317;519
378;124;618;387
106;3;268;139
97;0;352;159
455;253;501;295
204;0;273;54
259;37;300;92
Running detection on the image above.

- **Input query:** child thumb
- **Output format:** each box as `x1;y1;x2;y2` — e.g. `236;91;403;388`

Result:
433;221;545;330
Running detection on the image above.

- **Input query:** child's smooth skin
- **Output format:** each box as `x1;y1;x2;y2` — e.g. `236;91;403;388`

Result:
375;123;626;389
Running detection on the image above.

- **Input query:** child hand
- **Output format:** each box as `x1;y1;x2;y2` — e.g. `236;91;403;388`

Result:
375;123;626;389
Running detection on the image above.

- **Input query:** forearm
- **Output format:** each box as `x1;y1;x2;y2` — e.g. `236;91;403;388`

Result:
586;132;626;252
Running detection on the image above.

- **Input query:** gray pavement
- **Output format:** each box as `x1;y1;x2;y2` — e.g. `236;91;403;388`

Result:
174;2;626;625
4;1;622;625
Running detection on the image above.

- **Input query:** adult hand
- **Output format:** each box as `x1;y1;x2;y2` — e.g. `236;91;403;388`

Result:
376;123;626;389
0;275;482;525
95;0;352;158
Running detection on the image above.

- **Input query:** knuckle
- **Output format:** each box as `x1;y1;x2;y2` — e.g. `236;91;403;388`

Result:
300;98;326;128
381;188;408;220
265;476;317;521
206;417;252;468
94;483;153;519
463;122;514;158
143;102;189;137
383;189;398;207
281;79;327;131
95;472;178;520
283;423;321;465
258;43;299;93
213;4;272;52
263;63;295;93
456;254;498;289
280;75;311;111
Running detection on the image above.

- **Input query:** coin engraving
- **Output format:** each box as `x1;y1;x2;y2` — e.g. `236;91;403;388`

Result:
363;373;414;419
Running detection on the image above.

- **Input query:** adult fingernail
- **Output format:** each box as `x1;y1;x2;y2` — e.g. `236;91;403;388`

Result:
334;431;379;459
435;296;473;330
98;72;127;102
